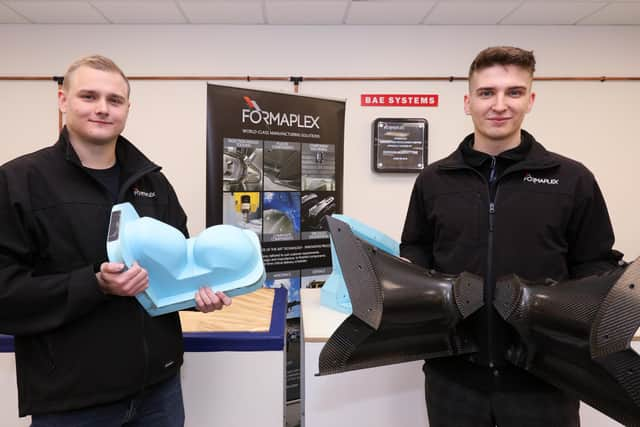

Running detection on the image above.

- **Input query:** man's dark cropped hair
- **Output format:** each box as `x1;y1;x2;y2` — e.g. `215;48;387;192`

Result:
468;46;536;78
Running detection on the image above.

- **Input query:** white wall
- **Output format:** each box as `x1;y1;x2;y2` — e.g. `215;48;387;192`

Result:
0;24;638;259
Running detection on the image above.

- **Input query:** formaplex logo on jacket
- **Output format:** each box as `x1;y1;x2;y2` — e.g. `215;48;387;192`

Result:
132;187;156;198
523;173;559;185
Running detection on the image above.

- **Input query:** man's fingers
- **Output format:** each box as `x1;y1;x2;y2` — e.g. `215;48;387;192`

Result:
100;262;125;274
195;287;225;312
199;287;213;306
98;261;149;296
216;291;232;306
194;290;204;308
121;267;148;295
203;287;222;308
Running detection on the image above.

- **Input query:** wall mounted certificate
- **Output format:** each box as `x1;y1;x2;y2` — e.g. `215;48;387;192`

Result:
372;118;428;173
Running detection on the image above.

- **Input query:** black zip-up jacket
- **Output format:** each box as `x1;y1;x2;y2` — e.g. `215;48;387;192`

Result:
0;128;187;416
400;130;620;391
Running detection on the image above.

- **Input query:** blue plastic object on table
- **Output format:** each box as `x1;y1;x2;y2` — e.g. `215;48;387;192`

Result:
320;214;399;314
106;202;265;316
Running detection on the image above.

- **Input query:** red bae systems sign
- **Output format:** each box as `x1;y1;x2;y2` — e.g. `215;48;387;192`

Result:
361;94;439;107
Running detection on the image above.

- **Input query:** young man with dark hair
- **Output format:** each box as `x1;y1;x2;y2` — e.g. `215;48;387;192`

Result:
0;55;230;426
400;46;620;426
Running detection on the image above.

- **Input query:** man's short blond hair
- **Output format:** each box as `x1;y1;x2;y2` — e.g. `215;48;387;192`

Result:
63;55;130;97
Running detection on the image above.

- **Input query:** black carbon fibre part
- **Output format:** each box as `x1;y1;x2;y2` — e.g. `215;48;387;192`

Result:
591;257;640;359
318;316;375;375
493;274;522;321
325;216;382;329
495;261;640;426
454;272;485;318
318;218;484;376
597;350;640;409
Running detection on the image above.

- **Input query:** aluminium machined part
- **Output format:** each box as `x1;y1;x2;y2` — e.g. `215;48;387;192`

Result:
308;196;335;218
318;216;484;376
494;259;640;426
223;150;262;189
302;193;336;230
301;192;319;206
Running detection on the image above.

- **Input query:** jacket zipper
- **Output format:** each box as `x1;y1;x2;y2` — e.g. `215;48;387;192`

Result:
454;164;498;365
439;158;554;367
440;157;499;367
487;201;496;366
487;157;497;367
119;165;159;393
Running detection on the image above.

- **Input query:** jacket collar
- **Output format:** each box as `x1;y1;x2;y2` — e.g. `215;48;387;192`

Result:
460;132;531;167
438;129;558;171
54;126;160;175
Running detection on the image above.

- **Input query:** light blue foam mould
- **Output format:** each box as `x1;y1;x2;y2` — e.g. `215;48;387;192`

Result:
106;203;265;316
320;214;399;314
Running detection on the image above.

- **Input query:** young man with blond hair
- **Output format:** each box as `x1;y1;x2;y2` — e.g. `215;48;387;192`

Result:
401;46;620;426
0;55;229;426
